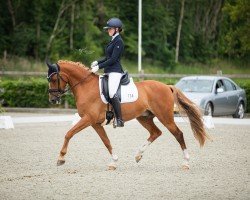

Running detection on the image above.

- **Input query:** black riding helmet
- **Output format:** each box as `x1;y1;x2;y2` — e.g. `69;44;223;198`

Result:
103;18;123;32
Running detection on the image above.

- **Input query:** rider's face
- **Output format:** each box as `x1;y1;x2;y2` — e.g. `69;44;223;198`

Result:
107;28;116;36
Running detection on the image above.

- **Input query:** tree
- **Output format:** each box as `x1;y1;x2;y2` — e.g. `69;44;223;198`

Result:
7;0;16;30
175;0;185;63
70;2;75;50
0;0;248;66
142;0;175;66
222;0;250;59
46;0;73;58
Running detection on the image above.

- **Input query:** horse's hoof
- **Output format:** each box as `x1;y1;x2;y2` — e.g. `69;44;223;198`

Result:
108;165;117;170
182;164;190;170
108;161;117;170
57;160;65;166
135;155;143;163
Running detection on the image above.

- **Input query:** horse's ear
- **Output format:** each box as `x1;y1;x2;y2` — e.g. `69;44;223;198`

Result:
46;59;53;69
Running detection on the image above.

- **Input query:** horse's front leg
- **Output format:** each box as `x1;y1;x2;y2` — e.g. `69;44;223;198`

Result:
92;124;118;170
57;115;91;166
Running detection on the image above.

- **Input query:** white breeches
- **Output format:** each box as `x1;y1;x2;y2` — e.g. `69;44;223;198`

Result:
108;72;122;98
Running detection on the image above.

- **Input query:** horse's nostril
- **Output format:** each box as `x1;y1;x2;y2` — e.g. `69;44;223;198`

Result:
50;99;56;104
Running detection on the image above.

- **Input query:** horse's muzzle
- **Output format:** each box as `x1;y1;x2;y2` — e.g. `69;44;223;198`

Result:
49;96;61;104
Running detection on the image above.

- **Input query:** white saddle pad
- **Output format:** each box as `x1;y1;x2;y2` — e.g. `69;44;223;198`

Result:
99;76;138;104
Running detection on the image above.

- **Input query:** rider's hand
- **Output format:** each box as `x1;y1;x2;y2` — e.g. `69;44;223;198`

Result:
91;65;99;73
91;61;98;68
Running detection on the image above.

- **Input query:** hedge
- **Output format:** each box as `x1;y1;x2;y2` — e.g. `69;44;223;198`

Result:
234;80;250;112
0;78;249;112
0;78;49;108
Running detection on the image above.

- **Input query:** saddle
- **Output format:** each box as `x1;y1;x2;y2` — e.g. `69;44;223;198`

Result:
99;72;138;126
101;71;130;104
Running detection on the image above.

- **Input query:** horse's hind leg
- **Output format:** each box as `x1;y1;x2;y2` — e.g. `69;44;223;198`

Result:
135;116;162;163
156;113;190;169
92;124;118;170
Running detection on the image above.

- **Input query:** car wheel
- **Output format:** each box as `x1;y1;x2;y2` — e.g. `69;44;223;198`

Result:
233;102;244;119
204;102;213;116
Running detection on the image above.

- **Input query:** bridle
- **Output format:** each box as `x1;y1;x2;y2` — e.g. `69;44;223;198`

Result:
47;72;68;94
47;64;92;103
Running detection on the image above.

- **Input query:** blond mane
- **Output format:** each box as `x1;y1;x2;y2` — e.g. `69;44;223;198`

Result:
58;60;90;70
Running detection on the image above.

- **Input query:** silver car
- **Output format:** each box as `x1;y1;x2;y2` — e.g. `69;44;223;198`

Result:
175;76;247;118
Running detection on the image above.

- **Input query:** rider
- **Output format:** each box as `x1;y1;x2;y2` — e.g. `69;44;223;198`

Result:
91;17;125;127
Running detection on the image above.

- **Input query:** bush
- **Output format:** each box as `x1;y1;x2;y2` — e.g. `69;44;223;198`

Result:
236;80;250;113
0;78;49;108
0;78;76;108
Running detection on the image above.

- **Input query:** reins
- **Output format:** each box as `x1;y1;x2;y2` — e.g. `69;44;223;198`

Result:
61;69;92;94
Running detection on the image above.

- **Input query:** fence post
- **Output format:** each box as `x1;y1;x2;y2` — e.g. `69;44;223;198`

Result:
2;50;7;74
64;99;69;109
139;69;144;81
217;70;222;76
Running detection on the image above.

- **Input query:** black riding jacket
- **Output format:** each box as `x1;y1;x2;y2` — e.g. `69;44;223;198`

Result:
98;35;124;73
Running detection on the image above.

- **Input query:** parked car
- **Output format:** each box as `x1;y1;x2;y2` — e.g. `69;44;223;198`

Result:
175;76;247;118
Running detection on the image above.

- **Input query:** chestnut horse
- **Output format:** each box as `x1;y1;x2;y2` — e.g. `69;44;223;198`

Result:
47;60;210;170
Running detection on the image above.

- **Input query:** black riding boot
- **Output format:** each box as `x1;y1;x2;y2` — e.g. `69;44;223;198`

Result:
110;94;124;127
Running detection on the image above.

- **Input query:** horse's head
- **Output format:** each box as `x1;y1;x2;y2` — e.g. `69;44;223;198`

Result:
46;61;68;104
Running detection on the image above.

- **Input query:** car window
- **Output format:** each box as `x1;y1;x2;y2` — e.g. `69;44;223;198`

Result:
223;79;236;91
176;79;214;93
216;80;225;91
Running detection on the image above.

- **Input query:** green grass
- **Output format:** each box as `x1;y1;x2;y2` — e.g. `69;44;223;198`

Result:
173;59;250;74
0;57;46;72
123;59;250;75
1;57;250;75
233;78;250;85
